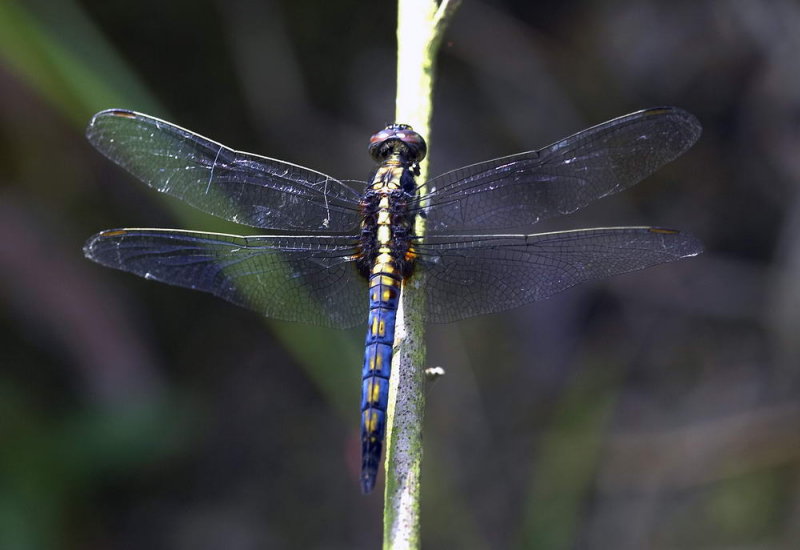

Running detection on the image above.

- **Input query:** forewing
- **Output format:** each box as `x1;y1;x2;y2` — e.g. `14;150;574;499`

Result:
83;229;367;328
421;107;701;232
87;110;362;232
415;227;702;323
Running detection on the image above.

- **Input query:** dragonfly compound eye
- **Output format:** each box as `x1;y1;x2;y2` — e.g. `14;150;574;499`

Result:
368;124;427;163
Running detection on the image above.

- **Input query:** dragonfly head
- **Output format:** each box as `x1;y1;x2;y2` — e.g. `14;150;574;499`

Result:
368;124;427;164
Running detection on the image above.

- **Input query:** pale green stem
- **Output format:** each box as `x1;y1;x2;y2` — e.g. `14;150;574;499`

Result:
383;1;461;548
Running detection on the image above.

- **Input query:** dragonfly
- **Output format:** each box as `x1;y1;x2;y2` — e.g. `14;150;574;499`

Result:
83;107;702;494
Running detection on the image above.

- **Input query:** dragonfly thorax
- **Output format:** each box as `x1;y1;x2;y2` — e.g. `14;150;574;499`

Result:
356;141;420;282
356;187;417;280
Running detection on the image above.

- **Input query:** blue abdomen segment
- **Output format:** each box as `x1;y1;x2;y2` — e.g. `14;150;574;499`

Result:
360;274;401;493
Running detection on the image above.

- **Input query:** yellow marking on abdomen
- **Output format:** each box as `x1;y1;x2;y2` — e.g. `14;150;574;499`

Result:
369;352;383;371
372;262;396;275
375;275;399;287
369;380;381;403
371;317;386;337
364;410;378;432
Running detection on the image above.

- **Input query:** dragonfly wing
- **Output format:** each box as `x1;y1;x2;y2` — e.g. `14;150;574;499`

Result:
87;110;362;232
415;227;702;323
84;229;367;328
421;107;701;232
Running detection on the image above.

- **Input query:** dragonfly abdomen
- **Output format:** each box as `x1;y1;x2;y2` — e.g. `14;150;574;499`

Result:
360;269;400;493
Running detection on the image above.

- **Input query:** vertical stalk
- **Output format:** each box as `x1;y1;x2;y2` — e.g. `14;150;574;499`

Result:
383;1;461;548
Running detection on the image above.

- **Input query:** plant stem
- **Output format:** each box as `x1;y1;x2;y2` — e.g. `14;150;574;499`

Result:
383;1;461;548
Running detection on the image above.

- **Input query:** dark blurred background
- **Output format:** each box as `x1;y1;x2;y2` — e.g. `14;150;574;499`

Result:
1;0;799;548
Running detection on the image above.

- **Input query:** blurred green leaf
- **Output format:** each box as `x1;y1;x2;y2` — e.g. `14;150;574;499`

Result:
0;377;192;549
517;358;625;549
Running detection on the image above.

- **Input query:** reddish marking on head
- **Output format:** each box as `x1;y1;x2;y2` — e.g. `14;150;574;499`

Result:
368;124;427;163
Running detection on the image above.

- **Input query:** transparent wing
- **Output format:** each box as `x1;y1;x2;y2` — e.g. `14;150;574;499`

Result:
87;110;363;232
83;229;367;328
421;107;702;232
415;227;702;323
